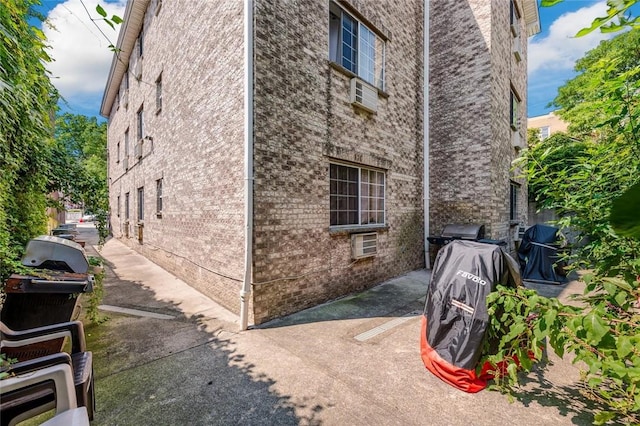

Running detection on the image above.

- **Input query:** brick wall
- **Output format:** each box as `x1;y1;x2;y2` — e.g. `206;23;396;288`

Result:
252;0;425;324
106;0;246;314
429;0;528;253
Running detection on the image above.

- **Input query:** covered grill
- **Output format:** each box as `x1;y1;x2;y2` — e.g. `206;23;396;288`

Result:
1;236;93;332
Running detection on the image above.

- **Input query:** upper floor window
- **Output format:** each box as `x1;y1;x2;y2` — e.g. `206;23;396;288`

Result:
510;0;520;37
137;27;144;58
510;181;520;221
124;128;130;162
137;105;144;141
510;87;520;130
125;192;130;220
116;141;120;163
137;187;144;221
539;126;550;140
330;163;385;227
329;3;385;90
156;178;163;216
156;73;162;113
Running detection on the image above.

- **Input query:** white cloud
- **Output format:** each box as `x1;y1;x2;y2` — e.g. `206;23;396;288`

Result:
528;1;615;75
43;0;126;107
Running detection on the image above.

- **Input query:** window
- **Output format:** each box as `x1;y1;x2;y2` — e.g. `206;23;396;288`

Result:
117;195;121;217
156;178;163;216
329;3;385;90
137;105;144;141
510;88;520;130
137;187;144;221
156;73;162;113
116;141;120;163
330;163;385;227
155;0;162;15
137;28;144;59
124;129;130;165
539;126;550;140
510;0;520;36
510;181;519;221
125;192;130;220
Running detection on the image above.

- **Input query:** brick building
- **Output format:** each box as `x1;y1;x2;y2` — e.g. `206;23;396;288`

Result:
101;0;540;326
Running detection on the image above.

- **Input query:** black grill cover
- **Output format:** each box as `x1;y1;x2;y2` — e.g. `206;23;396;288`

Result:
517;224;567;284
420;240;521;392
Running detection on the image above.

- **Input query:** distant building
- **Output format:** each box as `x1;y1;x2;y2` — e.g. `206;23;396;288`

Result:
101;0;540;326
527;111;568;140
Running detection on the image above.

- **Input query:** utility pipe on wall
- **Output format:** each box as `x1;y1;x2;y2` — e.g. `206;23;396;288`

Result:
423;0;431;269
240;0;254;331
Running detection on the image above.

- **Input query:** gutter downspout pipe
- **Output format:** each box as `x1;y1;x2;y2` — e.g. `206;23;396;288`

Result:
240;0;254;331
424;0;430;269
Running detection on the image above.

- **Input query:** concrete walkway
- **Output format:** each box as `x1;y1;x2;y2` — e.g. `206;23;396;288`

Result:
75;224;596;425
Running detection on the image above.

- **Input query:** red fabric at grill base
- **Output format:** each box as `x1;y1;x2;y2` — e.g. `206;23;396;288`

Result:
420;316;492;393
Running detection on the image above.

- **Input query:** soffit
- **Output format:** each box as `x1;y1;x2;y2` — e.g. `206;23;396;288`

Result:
100;0;150;117
521;0;541;37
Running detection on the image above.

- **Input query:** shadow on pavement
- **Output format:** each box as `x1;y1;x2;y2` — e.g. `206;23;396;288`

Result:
76;226;320;425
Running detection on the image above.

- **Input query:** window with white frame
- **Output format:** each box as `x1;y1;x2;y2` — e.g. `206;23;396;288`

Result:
330;163;385;227
539;126;550;140
510;87;520;130
329;3;385;90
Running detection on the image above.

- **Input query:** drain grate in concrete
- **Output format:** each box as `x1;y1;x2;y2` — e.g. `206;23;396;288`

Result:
99;305;176;320
354;310;422;342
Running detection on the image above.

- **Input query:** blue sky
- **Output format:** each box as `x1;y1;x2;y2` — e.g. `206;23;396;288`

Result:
35;1;638;119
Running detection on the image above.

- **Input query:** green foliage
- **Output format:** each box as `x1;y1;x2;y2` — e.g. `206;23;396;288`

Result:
610;182;640;239
85;256;107;325
0;0;58;282
491;29;640;424
51;113;109;246
542;0;640;35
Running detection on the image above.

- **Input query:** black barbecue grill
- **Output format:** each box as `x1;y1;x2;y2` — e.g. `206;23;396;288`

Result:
1;236;93;332
427;224;486;246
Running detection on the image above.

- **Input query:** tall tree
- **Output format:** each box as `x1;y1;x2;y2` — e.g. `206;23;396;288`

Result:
0;0;58;281
489;29;640;425
51;113;109;243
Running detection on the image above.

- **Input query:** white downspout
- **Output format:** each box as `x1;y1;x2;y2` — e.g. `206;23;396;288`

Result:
423;0;431;270
240;0;254;331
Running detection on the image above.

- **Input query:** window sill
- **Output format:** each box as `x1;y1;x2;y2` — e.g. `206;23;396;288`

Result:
329;224;388;236
509;220;520;227
328;61;389;99
155;107;162;115
156;212;162;218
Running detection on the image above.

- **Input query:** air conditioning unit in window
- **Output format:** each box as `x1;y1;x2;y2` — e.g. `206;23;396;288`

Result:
351;233;378;259
350;78;378;113
135;141;143;159
512;130;524;149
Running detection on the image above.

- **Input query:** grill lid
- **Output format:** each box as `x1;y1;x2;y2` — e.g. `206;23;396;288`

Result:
21;235;89;274
440;224;485;240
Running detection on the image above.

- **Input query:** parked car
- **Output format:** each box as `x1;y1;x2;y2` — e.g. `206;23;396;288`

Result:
79;214;95;222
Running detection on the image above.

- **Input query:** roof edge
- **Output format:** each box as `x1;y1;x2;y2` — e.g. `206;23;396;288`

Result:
100;0;150;118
